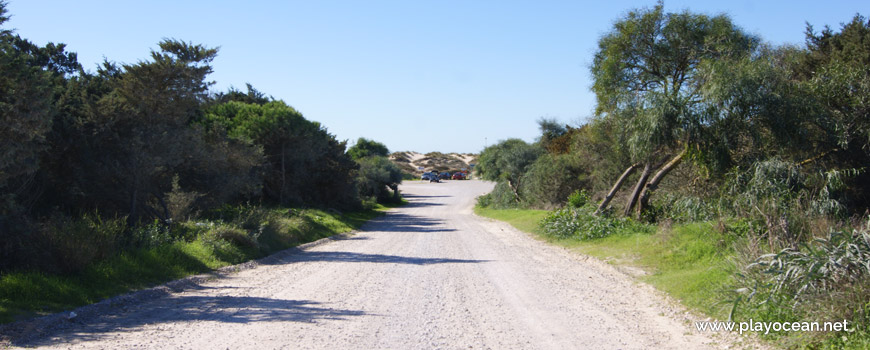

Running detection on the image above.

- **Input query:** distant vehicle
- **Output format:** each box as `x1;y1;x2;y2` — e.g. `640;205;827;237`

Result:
452;172;465;180
421;172;435;181
439;172;451;180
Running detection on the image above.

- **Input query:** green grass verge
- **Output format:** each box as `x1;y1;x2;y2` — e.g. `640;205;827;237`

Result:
0;204;398;324
575;222;738;319
473;207;550;234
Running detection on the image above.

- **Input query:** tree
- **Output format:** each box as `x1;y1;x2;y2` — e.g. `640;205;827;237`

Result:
797;14;870;209
477;139;542;204
537;117;568;152
211;83;272;106
203;101;359;208
348;137;390;160
591;3;757;217
0;1;80;217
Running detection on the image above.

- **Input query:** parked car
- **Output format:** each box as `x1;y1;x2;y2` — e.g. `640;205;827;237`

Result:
421;172;435;181
452;172;465;180
439;172;451;180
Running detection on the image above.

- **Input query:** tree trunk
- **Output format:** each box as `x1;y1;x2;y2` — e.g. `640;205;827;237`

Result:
636;147;688;219
595;163;640;215
508;178;521;203
624;162;653;216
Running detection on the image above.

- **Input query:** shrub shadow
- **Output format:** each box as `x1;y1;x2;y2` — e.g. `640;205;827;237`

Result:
361;213;455;233
281;251;488;265
17;297;365;347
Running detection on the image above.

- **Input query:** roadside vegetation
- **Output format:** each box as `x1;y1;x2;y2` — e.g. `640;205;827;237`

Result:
0;1;403;323
0;204;398;323
476;4;870;349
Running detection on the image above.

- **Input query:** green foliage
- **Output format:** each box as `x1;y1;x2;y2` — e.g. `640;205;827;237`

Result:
476;182;525;209
477;139;542;205
716;159;851;248
567;190;590;208
520;154;589;209
0;203;389;323
647;194;716;223
590;3;760;217
0;15;58;217
348;137;390;160
203;101;359;208
211;83;271;105
729;218;870;347
746;221;870;302
539;205;645;240
356;155;403;203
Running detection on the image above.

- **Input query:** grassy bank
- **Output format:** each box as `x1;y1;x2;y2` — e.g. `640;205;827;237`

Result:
0;203;400;324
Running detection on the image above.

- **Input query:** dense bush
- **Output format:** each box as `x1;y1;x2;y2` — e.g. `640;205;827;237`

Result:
520;154;589;209
202;101;359;209
539;204;646;240
356;156;403;204
731;218;870;346
476;182;526;209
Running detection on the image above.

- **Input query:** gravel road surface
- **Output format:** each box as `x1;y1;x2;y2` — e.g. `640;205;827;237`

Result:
9;180;738;349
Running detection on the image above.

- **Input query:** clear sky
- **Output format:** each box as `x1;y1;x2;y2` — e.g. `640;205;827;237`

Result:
4;1;867;153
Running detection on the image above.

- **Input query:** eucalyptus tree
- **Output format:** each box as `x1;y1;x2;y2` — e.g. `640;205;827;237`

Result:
591;3;758;217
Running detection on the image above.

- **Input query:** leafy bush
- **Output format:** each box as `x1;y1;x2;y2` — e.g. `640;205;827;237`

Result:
205;225;260;250
356;155;403;203
648;194;716;223
34;214;126;273
521;154;590;209
476;182;524;209
567;190;590;208
731;217;870;345
744;217;870;302
539;205;643;240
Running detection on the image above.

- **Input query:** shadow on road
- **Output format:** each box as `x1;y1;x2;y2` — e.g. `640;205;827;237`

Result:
282;251;488;265
16;297;366;347
362;213;456;233
401;194;450;208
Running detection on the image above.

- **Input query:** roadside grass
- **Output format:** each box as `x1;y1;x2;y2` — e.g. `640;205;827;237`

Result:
0;203;398;324
473;207;550;234
474;206;738;320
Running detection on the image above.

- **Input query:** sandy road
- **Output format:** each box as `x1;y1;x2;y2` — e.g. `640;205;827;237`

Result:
10;180;734;349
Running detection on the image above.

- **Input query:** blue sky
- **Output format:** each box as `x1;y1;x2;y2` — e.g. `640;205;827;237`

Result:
5;1;867;153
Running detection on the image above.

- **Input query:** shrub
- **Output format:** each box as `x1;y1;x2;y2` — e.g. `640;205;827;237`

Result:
648;194;716;223
521;154;589;209
567;190;590;208
539;205;645;240
34;214;126;273
744;217;870;302
476;182;524;209
207;225;260;250
732;216;870;344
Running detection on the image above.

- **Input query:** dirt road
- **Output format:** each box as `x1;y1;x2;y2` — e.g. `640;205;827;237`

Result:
11;180;733;349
